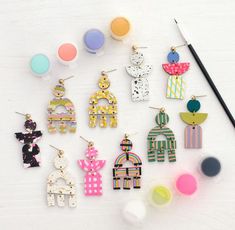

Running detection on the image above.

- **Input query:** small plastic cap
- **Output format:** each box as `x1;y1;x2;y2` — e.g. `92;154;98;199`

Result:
30;54;50;76
149;185;172;207
201;157;221;177
110;17;130;39
58;43;77;62
176;173;197;196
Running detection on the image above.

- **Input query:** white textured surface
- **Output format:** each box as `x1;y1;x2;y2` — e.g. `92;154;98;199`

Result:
0;0;235;229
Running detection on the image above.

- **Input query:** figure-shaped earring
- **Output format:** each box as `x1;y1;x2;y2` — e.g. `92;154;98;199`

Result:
48;76;76;133
47;145;77;208
88;70;118;128
15;112;42;168
77;136;106;196
180;95;208;148
147;107;177;162
125;45;153;102
113;134;142;190
162;45;190;99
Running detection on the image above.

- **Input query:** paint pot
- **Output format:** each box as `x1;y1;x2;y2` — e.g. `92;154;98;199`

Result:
30;53;50;77
57;42;78;65
175;173;197;196
110;17;131;41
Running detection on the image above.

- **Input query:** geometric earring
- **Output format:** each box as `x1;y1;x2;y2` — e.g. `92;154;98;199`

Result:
162;45;190;99
125;45;153;102
15;112;43;168
180;96;208;148
48;76;76;133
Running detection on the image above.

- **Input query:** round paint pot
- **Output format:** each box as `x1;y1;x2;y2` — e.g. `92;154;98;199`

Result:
83;29;105;54
110;16;131;41
57;42;78;65
175;173;198;196
30;53;50;77
200;156;221;177
148;185;172;207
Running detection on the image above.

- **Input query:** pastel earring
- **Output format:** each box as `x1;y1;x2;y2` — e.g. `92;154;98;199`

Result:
15;112;43;168
47;76;76;133
162;45;190;99
125;45;153;101
180;95;208;148
88;70;118;128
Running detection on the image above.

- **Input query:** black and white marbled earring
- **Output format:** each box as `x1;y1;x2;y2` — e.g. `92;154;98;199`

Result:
125;45;153;102
15;112;42;168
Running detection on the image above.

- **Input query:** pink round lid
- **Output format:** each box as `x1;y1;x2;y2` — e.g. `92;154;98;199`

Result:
58;43;77;62
176;173;197;196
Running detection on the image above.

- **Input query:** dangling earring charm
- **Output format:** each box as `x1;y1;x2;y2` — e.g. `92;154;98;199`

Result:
180;95;208;148
77;136;106;196
15;112;42;168
88;70;118;128
147;107;177;162
113;134;142;190
162;45;190;99
48;76;76;133
47;145;77;208
125;45;152;101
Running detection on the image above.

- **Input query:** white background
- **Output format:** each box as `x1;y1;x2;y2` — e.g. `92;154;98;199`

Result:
0;0;235;229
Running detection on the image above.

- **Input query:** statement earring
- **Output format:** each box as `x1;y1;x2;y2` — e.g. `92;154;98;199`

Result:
77;136;106;196
180;95;208;148
88;70;118;128
47;145;77;208
162;45;190;99
113;134;142;190
147;107;177;163
48;76;76;133
15;112;43;168
125;45;153;102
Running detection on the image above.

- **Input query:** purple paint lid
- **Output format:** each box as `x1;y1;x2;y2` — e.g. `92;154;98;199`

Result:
83;29;105;53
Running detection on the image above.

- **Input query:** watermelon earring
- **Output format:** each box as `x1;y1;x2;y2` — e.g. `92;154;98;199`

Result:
180;95;208;148
162;45;190;99
147;107;177;163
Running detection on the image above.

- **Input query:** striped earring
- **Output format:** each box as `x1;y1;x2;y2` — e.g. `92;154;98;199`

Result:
113;134;142;190
162;45;190;100
147;107;177;163
180;95;208;148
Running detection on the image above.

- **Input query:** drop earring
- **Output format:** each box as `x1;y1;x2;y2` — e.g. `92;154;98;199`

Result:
113;134;142;190
162;45;190;99
88;70;118;128
180;95;208;148
15;112;43;168
47;145;77;208
48;76;76;133
125;45;153;102
77;136;106;196
147;107;177;162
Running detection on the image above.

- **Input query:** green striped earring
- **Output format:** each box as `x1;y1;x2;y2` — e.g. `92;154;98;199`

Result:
147;107;177;163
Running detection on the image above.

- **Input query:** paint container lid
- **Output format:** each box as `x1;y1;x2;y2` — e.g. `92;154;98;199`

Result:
57;43;78;64
83;29;105;54
30;53;50;77
175;173;197;196
149;185;172;207
110;17;130;40
200;157;221;177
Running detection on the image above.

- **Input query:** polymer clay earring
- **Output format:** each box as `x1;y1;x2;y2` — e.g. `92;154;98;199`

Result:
125;45;153;101
147;107;177;162
47;145;77;208
48;76;76;133
88;70;118;128
180;96;208;148
162;45;190;99
15;112;43;168
77;136;106;196
113;134;142;190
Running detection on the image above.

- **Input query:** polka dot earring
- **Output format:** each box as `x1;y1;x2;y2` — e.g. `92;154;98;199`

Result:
77;136;106;196
125;45;153;102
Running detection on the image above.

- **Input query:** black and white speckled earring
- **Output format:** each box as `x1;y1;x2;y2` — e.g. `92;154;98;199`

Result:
125;45;153;102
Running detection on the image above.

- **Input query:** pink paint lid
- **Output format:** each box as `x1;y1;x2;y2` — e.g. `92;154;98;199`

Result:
175;173;197;196
58;43;77;62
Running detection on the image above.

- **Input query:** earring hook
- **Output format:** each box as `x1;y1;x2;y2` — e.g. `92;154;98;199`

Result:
191;95;207;100
149;106;165;113
132;45;148;52
80;136;94;147
171;44;186;51
124;132;138;139
101;69;117;76
15;112;31;120
59;75;75;84
49;145;64;156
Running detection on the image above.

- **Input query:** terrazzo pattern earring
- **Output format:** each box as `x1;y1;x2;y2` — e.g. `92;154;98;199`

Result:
15;112;42;168
125;45;153;101
47;145;77;208
113;134;142;190
48;76;76;133
147;107;177;162
180;95;208;148
162;45;190;99
88;70;118;128
77;136;106;196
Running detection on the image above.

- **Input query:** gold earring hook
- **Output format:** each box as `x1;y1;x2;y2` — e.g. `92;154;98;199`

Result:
59;75;75;84
171;44;186;52
80;136;94;147
132;45;148;52
15;112;31;120
49;145;64;156
191;95;207;100
101;69;117;76
149;106;165;113
124;132;138;139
